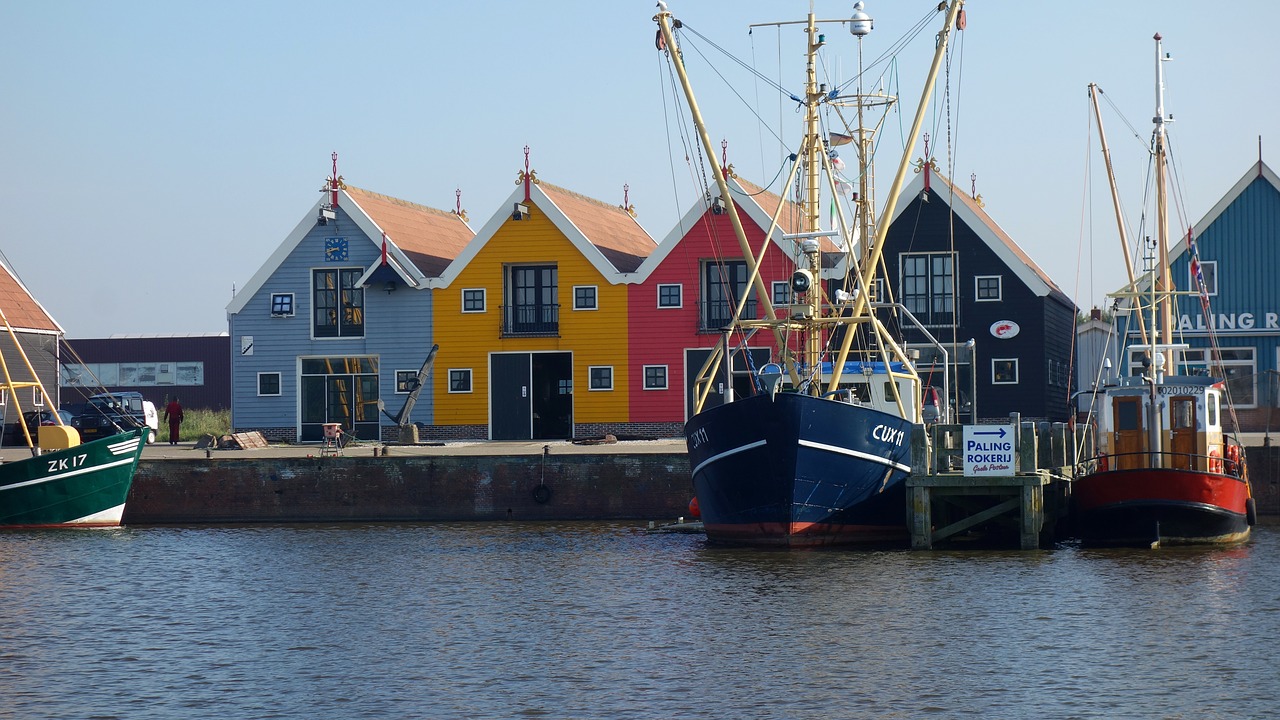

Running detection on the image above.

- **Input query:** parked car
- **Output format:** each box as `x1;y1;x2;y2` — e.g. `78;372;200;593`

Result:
70;392;158;444
1;409;75;446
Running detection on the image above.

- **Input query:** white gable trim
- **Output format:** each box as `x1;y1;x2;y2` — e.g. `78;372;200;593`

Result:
889;171;1052;298
228;190;439;315
1170;160;1280;259
227;198;325;315
430;184;636;289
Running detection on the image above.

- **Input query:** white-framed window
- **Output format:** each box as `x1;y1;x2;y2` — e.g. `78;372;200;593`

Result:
270;292;295;317
257;372;282;396
395;370;420;394
1179;347;1256;408
462;288;486;313
33;387;44;407
975;275;1002;302
1190;260;1218;296
657;283;682;308
573;285;598;311
589;366;613;391
771;281;791;306
0;388;6;405
643;365;668;390
992;358;1019;385
448;369;472;393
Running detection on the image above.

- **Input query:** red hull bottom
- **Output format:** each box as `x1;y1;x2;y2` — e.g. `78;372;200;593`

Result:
703;522;909;548
1074;468;1251;546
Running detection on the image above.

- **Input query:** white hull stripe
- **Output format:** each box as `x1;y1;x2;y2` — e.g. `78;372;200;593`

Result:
691;440;768;478
108;438;142;455
798;439;912;473
0;457;136;493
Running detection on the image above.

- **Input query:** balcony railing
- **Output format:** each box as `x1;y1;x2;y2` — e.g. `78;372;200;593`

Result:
501;303;560;337
699;299;756;332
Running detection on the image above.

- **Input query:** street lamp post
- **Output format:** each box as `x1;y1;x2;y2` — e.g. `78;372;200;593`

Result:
965;338;977;424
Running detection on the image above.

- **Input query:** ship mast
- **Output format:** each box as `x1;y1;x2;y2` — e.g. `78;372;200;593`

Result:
1152;32;1174;373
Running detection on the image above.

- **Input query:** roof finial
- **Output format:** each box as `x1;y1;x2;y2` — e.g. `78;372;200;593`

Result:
720;139;737;178
912;133;937;194
621;183;637;217
970;172;984;207
515;145;539;202
453;188;469;223
321;151;346;207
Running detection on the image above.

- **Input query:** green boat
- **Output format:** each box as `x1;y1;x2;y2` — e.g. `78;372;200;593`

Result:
0;292;147;528
0;427;147;527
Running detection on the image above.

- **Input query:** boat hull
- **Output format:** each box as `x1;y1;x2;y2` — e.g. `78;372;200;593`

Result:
685;393;913;547
0;429;147;528
1073;467;1251;546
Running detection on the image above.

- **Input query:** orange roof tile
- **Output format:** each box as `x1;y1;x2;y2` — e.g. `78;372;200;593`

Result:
0;262;59;333
539;182;656;273
345;186;473;278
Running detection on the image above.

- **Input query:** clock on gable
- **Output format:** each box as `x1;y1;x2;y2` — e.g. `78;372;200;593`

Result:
324;236;349;262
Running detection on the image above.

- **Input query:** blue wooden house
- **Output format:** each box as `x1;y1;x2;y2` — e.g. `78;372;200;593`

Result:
226;171;472;442
1115;159;1280;430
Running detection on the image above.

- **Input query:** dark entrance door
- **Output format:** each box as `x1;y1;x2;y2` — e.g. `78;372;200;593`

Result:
531;352;572;439
491;353;532;440
685;347;772;420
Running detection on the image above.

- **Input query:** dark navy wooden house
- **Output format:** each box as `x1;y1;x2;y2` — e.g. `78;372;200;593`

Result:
882;165;1077;423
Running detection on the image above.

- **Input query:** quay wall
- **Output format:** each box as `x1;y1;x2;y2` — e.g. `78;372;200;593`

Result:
123;453;694;524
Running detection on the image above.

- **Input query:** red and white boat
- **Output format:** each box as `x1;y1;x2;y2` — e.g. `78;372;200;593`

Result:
1074;35;1256;546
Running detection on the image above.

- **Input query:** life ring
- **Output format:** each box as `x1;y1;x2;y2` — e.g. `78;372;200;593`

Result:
1226;444;1241;476
1208;448;1223;474
532;484;552;504
1097;452;1108;472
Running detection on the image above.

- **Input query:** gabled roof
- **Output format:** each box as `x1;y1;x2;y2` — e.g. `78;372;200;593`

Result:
634;174;840;281
1168;159;1280;260
344;186;473;279
228;186;474;315
0;258;62;334
889;168;1068;301
433;180;656;288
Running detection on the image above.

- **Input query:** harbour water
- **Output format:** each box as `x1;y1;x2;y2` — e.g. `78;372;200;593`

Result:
1;521;1277;719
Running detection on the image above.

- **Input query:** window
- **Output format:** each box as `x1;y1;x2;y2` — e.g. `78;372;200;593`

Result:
270;293;295;317
504;264;558;336
1190;260;1218;296
644;365;668;390
975;275;1002;302
901;252;955;325
772;281;791;306
449;369;472;393
589;366;613;391
33;387;44;407
992;358;1019;385
313;268;364;338
702;260;753;330
462;288;486;313
258;372;281;396
396;370;420;394
657;284;682;308
573;285;598;311
1180;347;1256;407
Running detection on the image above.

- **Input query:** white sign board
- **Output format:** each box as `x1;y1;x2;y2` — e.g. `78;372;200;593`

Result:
963;424;1014;476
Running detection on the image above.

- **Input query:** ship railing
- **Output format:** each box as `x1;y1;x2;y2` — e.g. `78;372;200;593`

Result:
1078;449;1245;477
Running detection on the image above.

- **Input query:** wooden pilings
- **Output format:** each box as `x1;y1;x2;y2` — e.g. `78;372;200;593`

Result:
907;420;1085;550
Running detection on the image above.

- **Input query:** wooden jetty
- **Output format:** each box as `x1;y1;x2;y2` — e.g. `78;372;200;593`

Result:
907;416;1090;550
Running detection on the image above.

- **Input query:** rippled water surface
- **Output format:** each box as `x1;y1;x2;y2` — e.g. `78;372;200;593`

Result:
1;521;1277;719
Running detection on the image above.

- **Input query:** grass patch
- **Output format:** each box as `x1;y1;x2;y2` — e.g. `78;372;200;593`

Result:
177;408;230;441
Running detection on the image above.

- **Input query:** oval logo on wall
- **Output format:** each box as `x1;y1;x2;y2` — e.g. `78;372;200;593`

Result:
990;320;1020;339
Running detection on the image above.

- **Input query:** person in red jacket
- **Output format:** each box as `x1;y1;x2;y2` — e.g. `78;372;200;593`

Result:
163;397;184;445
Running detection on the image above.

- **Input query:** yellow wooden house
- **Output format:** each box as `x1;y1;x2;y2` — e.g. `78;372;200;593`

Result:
427;167;655;440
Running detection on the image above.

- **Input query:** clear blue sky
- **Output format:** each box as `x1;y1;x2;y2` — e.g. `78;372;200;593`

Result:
1;0;1276;337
